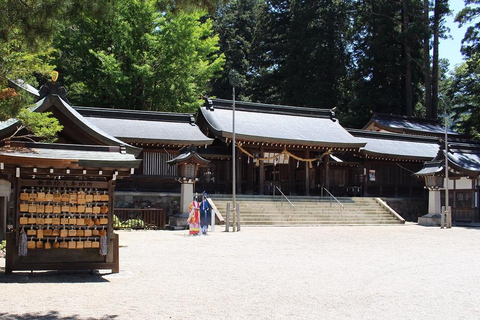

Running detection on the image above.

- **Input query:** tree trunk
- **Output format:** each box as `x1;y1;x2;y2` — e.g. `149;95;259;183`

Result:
424;0;432;118
432;0;440;119
403;0;413;116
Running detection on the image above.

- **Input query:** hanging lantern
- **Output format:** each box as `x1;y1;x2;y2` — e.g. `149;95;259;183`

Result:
424;175;444;189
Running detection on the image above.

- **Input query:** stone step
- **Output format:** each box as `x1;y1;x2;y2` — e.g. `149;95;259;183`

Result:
210;196;403;226
241;220;402;226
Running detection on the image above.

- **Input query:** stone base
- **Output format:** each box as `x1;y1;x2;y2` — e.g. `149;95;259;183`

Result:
167;213;189;230
418;213;441;226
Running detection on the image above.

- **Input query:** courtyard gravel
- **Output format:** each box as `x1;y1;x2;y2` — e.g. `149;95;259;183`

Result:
1;224;480;319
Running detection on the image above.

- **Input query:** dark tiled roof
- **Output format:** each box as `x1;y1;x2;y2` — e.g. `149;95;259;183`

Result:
414;161;444;176
349;129;440;160
74;107;213;146
363;113;461;137
447;143;480;175
416;142;480;177
199;99;365;149
167;151;209;165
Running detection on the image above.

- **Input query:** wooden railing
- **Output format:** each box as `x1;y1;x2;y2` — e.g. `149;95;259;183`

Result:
114;208;166;230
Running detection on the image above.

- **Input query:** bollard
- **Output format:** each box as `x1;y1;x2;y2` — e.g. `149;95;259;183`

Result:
225;203;230;232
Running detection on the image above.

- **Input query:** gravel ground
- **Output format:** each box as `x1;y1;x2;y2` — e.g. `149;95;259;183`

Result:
1;223;480;320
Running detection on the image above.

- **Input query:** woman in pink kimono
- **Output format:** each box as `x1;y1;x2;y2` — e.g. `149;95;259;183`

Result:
187;195;200;235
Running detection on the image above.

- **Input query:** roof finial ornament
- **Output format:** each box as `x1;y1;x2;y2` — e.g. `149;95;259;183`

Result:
38;71;69;102
202;95;214;111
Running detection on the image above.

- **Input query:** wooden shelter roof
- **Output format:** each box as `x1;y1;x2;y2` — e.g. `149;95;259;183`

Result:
0;141;141;180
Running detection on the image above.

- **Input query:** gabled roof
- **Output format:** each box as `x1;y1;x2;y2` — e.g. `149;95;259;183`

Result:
363;113;461;137
0;95;141;157
74;107;213;147
198;99;365;150
349;129;440;161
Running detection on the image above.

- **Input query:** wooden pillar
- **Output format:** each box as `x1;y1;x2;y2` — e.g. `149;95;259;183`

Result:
395;163;399;198
0;197;6;241
324;153;330;191
0;179;11;242
289;156;295;195
236;151;242;194
305;150;310;196
247;154;254;194
364;161;369;196
259;146;265;195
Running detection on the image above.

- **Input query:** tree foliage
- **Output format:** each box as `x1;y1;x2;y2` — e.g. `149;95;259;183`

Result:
449;1;480;138
0;0;80;141
5;0;480;136
210;0;433;128
53;0;224;112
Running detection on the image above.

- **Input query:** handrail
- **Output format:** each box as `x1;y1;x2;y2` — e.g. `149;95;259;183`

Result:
323;188;344;209
275;186;295;209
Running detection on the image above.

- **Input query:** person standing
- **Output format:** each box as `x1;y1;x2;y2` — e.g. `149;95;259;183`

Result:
187;195;200;236
200;191;211;235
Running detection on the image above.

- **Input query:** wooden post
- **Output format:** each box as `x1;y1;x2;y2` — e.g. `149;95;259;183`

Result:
305;150;310;196
324;152;330;191
259;146;265;194
0;197;6;241
112;233;120;273
5;231;14;275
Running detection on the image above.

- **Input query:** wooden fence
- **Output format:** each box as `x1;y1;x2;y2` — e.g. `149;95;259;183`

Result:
114;208;166;230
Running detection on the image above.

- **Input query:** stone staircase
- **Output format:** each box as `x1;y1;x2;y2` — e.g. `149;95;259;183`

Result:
209;195;405;226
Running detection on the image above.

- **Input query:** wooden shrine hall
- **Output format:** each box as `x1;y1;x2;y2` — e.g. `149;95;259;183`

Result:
196;98;366;196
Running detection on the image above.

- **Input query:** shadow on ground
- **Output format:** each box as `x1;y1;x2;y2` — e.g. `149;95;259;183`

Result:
0;269;111;284
0;311;117;320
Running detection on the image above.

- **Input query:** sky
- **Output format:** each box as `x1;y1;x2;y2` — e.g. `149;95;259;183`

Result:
439;1;475;72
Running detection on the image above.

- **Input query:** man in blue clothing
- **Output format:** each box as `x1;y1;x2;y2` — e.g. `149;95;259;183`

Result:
199;191;211;235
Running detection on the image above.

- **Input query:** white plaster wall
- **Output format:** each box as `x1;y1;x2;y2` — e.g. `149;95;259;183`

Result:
444;177;473;190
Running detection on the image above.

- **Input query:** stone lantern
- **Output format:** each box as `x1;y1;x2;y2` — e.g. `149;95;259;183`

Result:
167;147;209;228
416;160;444;226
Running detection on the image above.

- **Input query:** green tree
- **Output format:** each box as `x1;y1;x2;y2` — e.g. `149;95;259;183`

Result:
448;0;480;137
211;0;263;100
281;0;353;110
341;0;425;127
53;0;224;112
0;0;88;140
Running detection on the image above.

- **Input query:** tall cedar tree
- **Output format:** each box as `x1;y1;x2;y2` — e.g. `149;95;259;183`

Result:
210;0;263;100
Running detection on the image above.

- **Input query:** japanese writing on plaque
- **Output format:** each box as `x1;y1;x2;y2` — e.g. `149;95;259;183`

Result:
35;180;94;188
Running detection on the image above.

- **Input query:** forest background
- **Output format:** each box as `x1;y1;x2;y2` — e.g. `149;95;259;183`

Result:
1;0;480;139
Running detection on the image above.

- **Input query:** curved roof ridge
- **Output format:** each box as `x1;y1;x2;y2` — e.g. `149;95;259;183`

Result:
348;128;441;143
211;98;335;119
73;106;196;124
45;96;141;156
0;95;141;157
